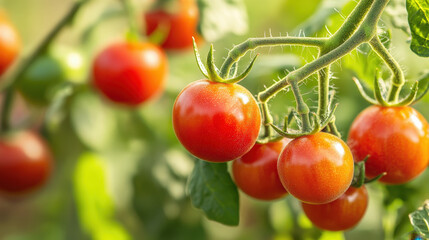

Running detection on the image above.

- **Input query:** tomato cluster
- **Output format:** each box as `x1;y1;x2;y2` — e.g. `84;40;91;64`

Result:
173;72;429;232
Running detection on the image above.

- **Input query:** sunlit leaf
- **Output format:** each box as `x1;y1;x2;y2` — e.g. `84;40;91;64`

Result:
74;153;130;240
406;0;429;57
187;159;239;226
409;200;429;238
70;90;116;151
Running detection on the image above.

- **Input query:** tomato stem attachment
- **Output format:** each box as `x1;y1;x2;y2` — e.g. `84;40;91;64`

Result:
0;0;89;133
120;0;141;42
369;35;405;103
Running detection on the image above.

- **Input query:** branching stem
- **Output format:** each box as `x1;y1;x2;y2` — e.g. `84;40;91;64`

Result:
0;1;89;133
369;35;405;102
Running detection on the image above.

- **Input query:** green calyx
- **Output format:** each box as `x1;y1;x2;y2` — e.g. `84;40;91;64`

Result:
351;156;386;188
193;38;258;84
353;73;423;107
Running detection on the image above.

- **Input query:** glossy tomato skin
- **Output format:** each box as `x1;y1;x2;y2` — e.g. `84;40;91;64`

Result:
278;132;354;204
232;138;291;200
0;11;20;76
145;0;200;50
348;106;429;184
92;41;167;106
173;80;261;162
302;186;368;231
0;131;53;194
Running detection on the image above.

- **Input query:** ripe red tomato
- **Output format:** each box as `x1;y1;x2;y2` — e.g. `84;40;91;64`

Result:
347;105;429;184
92;41;167;106
173;80;261;162
144;0;201;50
278;132;354;204
232;138;291;200
0;131;53;194
302;186;368;231
0;11;20;77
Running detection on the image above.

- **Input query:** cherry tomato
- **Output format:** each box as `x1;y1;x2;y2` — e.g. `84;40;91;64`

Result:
0;131;53;194
302;186;368;231
144;0;201;50
0;11;20;77
92;41;168;106
17;46;85;105
347;105;429;184
232;138;291;200
173;80;261;162
278;132;354;204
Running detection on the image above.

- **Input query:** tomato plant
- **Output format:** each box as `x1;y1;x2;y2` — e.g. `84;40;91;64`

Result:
173;79;261;162
92;41;168;106
301;186;368;231
3;0;429;239
0;131;52;194
348;105;429;184
144;0;200;50
232;138;291;200
0;11;20;77
277;132;354;204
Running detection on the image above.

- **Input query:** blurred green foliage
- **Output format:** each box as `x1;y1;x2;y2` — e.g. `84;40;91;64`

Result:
0;0;429;240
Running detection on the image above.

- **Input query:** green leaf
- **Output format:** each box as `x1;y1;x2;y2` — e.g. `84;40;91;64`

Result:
406;0;429;57
197;0;248;42
187;159;239;226
409;200;429;238
74;152;130;240
70;90;117;151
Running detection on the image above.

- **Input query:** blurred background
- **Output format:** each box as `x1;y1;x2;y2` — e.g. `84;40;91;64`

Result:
0;0;429;239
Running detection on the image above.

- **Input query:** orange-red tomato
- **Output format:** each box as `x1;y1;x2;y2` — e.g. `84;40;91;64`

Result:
0;11;20;76
278;132;354;204
144;0;201;50
0;131;53;195
173;80;261;162
348;106;429;184
232;138;291;200
92;41;168;106
302;186;368;231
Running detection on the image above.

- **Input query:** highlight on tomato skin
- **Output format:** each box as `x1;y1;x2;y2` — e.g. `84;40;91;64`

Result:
347;105;429;184
144;0;201;50
92;41;168;107
172;79;261;162
0;131;53;195
0;11;20;77
277;132;354;204
232;138;291;201
301;186;368;231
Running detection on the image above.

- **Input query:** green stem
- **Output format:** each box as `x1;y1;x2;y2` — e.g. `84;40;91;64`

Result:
219;37;327;78
369;35;405;103
317;66;330;119
328;118;341;138
120;0;141;42
289;81;311;131
327;0;375;50
0;0;88;133
260;102;274;138
259;0;388;102
316;0;375;133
